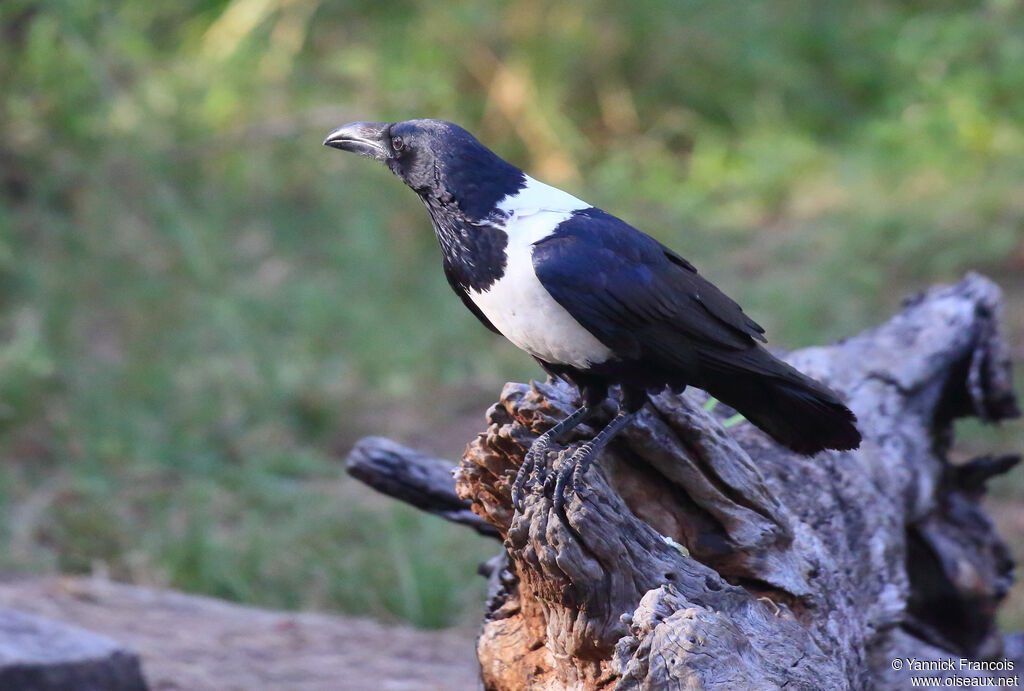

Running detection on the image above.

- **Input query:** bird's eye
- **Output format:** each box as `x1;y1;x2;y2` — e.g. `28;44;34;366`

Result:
391;135;405;151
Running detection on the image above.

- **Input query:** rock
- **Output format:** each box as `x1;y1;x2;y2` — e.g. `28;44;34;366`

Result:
0;608;147;691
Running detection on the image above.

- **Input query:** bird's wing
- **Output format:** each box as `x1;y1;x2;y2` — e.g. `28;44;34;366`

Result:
531;208;765;368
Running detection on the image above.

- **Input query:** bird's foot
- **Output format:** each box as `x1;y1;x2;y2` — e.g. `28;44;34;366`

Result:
549;443;595;514
512;439;551;511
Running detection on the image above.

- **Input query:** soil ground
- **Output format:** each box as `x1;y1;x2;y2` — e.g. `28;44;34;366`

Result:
0;576;480;691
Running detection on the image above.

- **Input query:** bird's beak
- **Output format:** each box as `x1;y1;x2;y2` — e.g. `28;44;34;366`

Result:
323;121;391;161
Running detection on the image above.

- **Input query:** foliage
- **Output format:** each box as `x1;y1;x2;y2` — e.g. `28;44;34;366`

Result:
0;0;1021;627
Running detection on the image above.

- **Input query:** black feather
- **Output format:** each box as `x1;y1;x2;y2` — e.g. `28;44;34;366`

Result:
533;207;859;454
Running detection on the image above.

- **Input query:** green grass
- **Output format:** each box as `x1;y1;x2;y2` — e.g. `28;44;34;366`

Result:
0;0;1022;629
0;446;497;628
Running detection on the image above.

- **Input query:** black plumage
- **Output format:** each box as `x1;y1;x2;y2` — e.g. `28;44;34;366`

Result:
324;118;861;509
531;207;860;455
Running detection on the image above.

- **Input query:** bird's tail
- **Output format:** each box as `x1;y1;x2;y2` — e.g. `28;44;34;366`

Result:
700;352;861;455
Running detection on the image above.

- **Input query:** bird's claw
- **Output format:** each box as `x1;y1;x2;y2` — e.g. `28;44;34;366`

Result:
550;444;593;514
513;439;596;514
511;440;550;511
510;461;531;512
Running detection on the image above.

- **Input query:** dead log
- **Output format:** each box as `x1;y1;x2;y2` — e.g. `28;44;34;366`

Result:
347;436;500;538
347;273;1021;690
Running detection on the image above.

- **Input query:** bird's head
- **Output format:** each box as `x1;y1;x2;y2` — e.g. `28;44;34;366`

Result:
323;119;524;220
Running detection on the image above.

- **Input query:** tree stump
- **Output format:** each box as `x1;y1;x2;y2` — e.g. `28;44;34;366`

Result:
347;273;1021;690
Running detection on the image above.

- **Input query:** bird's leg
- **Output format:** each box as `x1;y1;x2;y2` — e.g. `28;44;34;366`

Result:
512;403;593;511
550;406;635;514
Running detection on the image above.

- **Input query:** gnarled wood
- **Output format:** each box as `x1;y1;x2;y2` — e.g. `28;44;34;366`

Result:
348;273;1020;690
347;436;499;538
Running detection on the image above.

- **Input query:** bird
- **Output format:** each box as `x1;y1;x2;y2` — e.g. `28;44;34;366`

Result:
324;118;861;511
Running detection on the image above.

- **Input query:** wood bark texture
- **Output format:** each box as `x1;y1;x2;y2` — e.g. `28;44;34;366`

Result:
348;273;1021;690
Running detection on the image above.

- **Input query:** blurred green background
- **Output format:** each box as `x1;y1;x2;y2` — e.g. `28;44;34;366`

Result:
1;0;1022;630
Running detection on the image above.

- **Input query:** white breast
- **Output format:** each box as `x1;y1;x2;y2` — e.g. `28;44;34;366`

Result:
468;177;614;369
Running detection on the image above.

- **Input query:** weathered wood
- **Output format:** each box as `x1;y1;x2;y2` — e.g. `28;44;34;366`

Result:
348;273;1021;690
347;436;499;538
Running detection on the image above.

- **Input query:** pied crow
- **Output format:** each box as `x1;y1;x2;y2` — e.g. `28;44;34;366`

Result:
324;119;861;510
